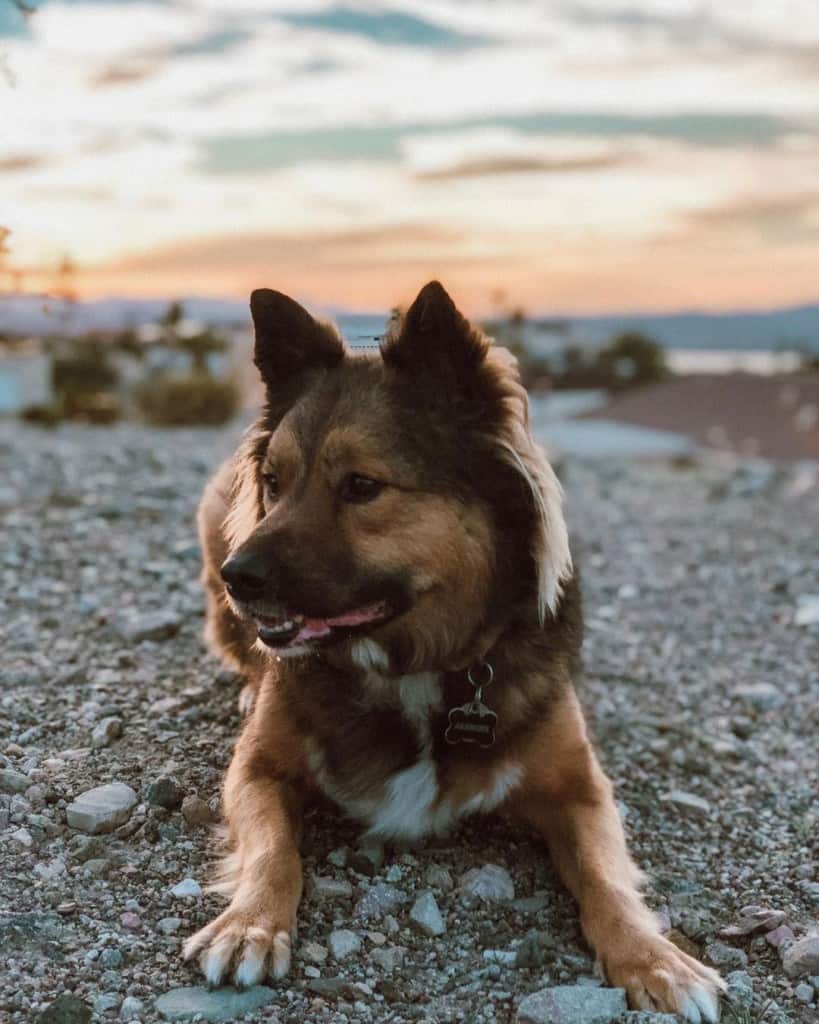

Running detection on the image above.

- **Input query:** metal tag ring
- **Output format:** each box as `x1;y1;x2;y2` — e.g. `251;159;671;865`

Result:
467;661;494;690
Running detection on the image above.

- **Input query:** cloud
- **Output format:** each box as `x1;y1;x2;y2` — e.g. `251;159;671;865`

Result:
413;152;630;181
685;191;819;243
277;4;491;49
0;152;49;172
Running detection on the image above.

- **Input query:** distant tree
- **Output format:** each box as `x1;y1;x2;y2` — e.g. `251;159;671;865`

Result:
161;300;184;330
174;329;228;375
594;331;667;390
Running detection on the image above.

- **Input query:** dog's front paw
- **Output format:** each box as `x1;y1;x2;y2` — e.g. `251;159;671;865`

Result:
600;932;725;1023
183;904;294;987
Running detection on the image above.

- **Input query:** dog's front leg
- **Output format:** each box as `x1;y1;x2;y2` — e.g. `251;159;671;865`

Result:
183;729;303;987
509;692;724;1022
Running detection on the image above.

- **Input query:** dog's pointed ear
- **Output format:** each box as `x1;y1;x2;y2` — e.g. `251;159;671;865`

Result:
381;281;488;393
250;288;344;388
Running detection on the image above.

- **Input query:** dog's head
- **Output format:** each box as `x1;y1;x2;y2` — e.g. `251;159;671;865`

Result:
221;281;571;671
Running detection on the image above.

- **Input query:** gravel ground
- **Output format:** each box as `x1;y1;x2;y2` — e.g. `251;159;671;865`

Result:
1;421;817;1024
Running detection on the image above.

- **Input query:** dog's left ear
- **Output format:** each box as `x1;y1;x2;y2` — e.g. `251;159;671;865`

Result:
250;288;344;389
381;281;489;398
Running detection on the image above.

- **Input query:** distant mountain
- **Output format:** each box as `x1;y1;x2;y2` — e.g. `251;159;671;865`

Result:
2;293;818;352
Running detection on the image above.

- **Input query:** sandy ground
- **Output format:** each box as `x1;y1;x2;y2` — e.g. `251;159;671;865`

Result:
1;422;817;1023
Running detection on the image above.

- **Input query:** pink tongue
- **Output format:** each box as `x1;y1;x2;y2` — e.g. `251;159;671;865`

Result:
292;602;386;644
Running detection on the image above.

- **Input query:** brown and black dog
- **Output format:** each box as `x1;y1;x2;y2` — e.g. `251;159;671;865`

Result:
184;281;723;1020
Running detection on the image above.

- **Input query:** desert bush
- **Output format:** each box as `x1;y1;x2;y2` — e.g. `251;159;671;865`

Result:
134;373;239;426
20;403;62;428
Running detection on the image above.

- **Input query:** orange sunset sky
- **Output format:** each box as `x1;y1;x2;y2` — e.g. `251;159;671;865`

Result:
3;1;819;316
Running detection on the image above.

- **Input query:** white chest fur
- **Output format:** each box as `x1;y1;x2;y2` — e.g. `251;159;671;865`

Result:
306;662;523;840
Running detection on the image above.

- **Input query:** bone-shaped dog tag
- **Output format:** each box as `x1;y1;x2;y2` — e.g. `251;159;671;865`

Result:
445;700;497;748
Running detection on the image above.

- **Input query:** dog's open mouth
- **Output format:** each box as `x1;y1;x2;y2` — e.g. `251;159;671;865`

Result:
254;601;390;650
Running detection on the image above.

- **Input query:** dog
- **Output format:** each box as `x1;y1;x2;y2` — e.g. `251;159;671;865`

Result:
184;281;724;1020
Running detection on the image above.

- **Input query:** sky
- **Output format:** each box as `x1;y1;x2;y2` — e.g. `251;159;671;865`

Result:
2;0;819;315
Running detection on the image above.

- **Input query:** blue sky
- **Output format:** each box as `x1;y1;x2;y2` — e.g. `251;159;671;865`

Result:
3;1;819;312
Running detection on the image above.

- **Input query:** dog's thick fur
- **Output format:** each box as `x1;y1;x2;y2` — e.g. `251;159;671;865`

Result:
184;282;723;1019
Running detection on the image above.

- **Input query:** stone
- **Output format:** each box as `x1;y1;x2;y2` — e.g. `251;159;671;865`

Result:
66;783;137;834
513;892;549;915
354;882;407;919
661;790;711;817
0;768;29;793
795;594;819;626
720;907;787;938
119;912;141;931
306;978;356;1000
484;948;517;965
11;826;34;848
725;970;754;1010
91;717;122;749
458;863;515;902
181;795;215;827
517;984;627;1023
311;875;353;900
370;946;405;972
119;996;144;1020
766;924;795;948
157;917;183;935
409;891;446;937
349;843;384;876
516;930;552;968
795;982;815;1003
327;847;348;868
101;948;124;967
782;935;819;978
94;994;120;1015
171;877;202;899
733;683;784;710
37;994;92;1024
328;928;362;960
623;1015;678;1023
115;609;181;642
705;941;748;968
424;864;454;891
301;940;328;964
146;775;184;810
155;986;276;1021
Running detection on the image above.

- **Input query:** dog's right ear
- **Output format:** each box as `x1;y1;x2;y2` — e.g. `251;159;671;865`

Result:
250;288;344;389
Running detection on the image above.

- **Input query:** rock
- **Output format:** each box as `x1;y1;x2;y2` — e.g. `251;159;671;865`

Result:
11;827;34;848
516;930;552;968
726;970;754;1010
371;946;405;972
155;985;275;1021
157;917;183;935
65;783;137;834
349;843;384;876
458;863;515;902
119;996;144;1020
101;948;123;967
311;875;353;900
720;907;787;938
305;977;356;1000
782;935;819;978
795;981;815;1003
766;924;795;948
94;994;120;1015
34;857;66;880
114;609;181;642
328;928;362;960
661;790;711;817
354;883;407;919
146;775;184;810
513;892;549;915
119;912;141;931
623;1015;678;1023
180;795;216;827
424;864;454;891
733;683;784;710
301;940;328;964
705;941;748;968
171;878;202;899
91;717;122;749
37;993;92;1024
795;594;819;626
0;768;29;794
517;984;627;1023
484;948;517;965
409;891;445;937
327;847;348;868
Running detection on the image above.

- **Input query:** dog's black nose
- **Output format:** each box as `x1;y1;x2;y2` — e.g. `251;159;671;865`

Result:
220;552;269;599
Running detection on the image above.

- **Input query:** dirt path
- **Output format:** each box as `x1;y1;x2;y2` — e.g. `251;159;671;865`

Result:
1;423;816;1023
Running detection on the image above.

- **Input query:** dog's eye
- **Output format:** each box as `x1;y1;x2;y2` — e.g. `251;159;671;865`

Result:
262;472;278;498
341;473;384;504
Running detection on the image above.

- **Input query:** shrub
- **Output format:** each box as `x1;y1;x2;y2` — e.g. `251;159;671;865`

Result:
20;403;62;428
135;373;239;426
